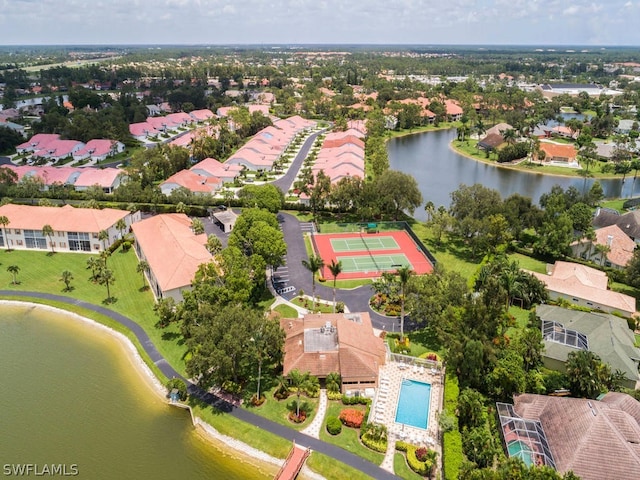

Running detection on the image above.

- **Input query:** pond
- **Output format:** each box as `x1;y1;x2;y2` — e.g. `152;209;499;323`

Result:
387;128;640;221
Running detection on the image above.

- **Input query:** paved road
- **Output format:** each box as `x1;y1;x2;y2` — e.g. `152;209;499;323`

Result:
0;290;399;480
271;129;325;195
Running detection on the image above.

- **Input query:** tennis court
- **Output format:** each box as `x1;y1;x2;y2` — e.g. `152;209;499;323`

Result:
330;235;399;252
337;254;411;273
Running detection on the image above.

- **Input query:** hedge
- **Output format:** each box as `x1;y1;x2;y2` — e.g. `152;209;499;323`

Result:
326;416;342;435
361;432;387;453
341;395;371;406
395;441;436;476
443;373;464;480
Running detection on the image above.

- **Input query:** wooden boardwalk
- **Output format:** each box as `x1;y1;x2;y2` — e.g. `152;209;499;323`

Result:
274;442;310;480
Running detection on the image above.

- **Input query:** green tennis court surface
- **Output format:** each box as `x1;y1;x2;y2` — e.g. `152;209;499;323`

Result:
337;254;411;273
330;235;399;252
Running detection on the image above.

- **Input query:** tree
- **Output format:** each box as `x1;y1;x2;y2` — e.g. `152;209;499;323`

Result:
626;248;640;288
115;218;127;238
457;388;487;430
396;266;413;341
237;184;284;213
7;264;19;284
372;170;423;220
98;229;109;250
136;260;150;289
0;215;10;250
288;369;314;418
97;268;115;302
325;372;341;394
327;259;342;313
301;254;325;311
594;242;611;266
60;270;73;291
206;234;223;255
250;316;285;402
186;216;204;235
42;224;55;253
566;350;611;399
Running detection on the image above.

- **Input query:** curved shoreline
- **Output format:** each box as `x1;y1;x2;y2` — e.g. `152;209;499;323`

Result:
0;300;283;478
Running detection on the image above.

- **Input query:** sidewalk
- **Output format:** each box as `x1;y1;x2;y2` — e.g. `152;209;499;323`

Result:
301;389;327;438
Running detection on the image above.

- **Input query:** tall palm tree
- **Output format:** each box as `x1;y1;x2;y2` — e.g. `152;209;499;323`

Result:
98;229;109;251
115;218;127;239
191;218;205;235
301;254;324;311
396;266;413;341
288;369;313;418
7;265;19;284
206;234;223;255
0;215;10;250
42;224;55;253
60;270;73;291
327;259;342;313
325;372;341;394
595;243;611;266
97;268;115;302
136;260;150;289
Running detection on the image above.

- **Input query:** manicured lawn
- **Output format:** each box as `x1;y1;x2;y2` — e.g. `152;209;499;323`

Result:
509;252;547;274
273;304;298;318
244;388;319;432
333;278;373;288
0;247;189;375
306;452;374;480
319;401;383;466
599;199;626;212
189;397;291;460
291;296;334;313
394;452;424;480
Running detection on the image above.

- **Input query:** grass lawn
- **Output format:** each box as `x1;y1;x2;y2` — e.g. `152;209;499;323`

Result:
599;199;626;212
273;304;298;318
244;388;320;431
306;452;374;480
508;252;547;274
291;296;334;313
319;401;384;466
393;452;424;480
0;247;189;375
333;278;373;288
189;397;291;459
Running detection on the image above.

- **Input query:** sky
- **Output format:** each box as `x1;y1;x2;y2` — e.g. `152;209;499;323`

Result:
1;0;639;46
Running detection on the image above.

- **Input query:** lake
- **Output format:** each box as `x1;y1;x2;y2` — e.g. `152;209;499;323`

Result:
387;128;640;221
0;303;272;480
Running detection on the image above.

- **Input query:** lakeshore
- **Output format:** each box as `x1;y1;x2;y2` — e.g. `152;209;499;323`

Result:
0;300;283;479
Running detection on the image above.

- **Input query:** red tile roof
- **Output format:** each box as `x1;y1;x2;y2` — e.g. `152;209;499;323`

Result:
0;204;129;233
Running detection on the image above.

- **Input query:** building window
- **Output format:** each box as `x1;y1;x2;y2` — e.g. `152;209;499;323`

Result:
24;229;47;249
14;229;20;234
68;232;90;252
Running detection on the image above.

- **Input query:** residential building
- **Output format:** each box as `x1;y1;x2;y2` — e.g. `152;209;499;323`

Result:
571;224;636;269
593;207;640;243
539;143;578;165
190;157;243;184
498;393;640;480
131;213;212;302
0;204;138;253
537;304;640;389
280;312;386;394
72;139;125;162
528;261;636;316
160;170;222;196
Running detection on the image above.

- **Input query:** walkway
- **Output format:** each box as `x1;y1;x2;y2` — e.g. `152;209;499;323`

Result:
301;389;327;439
0;290;399;480
275;442;311;480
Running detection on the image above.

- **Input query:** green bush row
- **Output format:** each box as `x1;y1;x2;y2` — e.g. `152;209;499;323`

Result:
341;395;371;406
443;373;464;480
361;433;387;453
395;441;435;476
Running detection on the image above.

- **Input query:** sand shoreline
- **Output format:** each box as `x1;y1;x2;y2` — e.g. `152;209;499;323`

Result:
0;300;289;478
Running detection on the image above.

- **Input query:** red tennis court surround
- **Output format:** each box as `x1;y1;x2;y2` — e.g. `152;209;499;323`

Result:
313;230;434;280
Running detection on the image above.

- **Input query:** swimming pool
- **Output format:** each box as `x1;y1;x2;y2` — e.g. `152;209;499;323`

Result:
507;440;535;467
394;379;431;430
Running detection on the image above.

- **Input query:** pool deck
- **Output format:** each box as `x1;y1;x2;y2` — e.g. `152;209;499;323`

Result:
373;360;444;473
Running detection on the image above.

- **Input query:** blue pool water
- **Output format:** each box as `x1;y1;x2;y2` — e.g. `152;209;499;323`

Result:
395;379;432;430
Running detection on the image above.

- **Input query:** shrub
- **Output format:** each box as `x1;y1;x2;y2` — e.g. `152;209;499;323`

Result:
121;241;132;252
415;447;428;462
341;395;370;406
395;440;409;452
326;416;342;435
289;411;306;423
443;373;463;480
406;445;435;476
166;378;188;401
339;409;365;428
327;391;342;401
361;432;387;453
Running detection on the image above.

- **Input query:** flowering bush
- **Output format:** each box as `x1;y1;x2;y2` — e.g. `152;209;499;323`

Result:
415;447;429;462
339;409;364;428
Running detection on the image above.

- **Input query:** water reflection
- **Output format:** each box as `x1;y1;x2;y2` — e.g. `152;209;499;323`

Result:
387;129;638;221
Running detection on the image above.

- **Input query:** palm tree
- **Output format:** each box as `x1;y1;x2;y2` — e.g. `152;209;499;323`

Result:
97;268;115;302
136;260;150;289
325;372;341;394
301;254;324;311
60;270;73;291
98;229;109;251
0;215;10;250
7;265;19;284
191;218;205;235
288;369;313;418
86;256;100;282
115;218;127;239
175;202;187;214
396;266;413;341
595;243;611;266
42;224;55;253
206;234;223;255
501;128;517;145
327;259;342;313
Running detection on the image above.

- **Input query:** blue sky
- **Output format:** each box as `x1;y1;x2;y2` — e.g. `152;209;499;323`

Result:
1;0;639;46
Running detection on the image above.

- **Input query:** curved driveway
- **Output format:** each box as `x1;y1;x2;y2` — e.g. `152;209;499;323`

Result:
0;290;399;480
271;128;326;194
